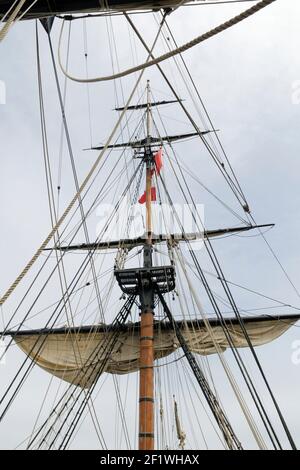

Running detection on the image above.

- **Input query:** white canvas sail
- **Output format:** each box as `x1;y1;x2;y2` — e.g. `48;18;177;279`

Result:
11;315;298;388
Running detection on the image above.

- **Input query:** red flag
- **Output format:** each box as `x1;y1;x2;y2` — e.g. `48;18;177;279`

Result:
139;151;161;203
138;187;156;204
154;148;163;174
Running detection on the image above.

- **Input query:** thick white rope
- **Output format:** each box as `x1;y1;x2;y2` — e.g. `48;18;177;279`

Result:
58;0;277;83
0;17;166;307
1;0;19;22
0;0;27;42
0;0;38;42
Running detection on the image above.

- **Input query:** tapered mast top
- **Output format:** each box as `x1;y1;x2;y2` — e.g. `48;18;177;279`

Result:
146;80;151;146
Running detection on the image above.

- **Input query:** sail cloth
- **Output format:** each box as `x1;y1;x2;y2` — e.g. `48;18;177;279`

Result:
10;315;299;389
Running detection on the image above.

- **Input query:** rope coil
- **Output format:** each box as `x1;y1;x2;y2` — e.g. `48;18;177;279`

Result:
58;0;277;83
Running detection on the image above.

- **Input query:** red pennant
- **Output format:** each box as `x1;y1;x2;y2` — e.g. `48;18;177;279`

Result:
138;187;156;204
154;148;163;174
138;151;161;203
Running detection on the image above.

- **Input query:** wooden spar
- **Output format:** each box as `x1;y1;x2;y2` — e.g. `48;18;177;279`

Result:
139;80;155;450
138;309;154;450
145;159;153;244
146;79;152;245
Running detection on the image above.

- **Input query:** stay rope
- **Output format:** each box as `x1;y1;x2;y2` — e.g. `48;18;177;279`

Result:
0;0;38;42
0;15;167;307
58;0;277;83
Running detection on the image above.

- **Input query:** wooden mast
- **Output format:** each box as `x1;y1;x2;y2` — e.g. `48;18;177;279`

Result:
139;80;155;450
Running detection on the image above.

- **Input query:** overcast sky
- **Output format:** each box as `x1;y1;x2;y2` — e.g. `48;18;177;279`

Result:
0;0;300;450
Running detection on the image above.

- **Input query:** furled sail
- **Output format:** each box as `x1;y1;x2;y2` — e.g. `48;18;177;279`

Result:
7;314;299;388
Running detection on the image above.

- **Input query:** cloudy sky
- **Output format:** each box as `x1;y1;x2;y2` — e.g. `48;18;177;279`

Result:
0;0;300;450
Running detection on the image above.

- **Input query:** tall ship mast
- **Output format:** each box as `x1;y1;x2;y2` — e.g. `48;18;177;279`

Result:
0;0;299;451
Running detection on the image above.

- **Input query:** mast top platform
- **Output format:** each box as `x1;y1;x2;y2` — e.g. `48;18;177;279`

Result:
115;265;175;295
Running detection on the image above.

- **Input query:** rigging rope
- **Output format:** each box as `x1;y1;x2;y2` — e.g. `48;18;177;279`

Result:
173;248;268;449
37;24;116;444
37;295;136;450
0;162;142;421
155;168;276;448
169;175;288;448
22;163;140;442
57;0;277;83
152;100;249;224
0;0;38;42
0;0;27;42
0;16;167;308
173;396;186;450
37;22;75;328
157;287;244;450
161;15;250;209
47;30;106;324
125;13;252;212
155;132;295;448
